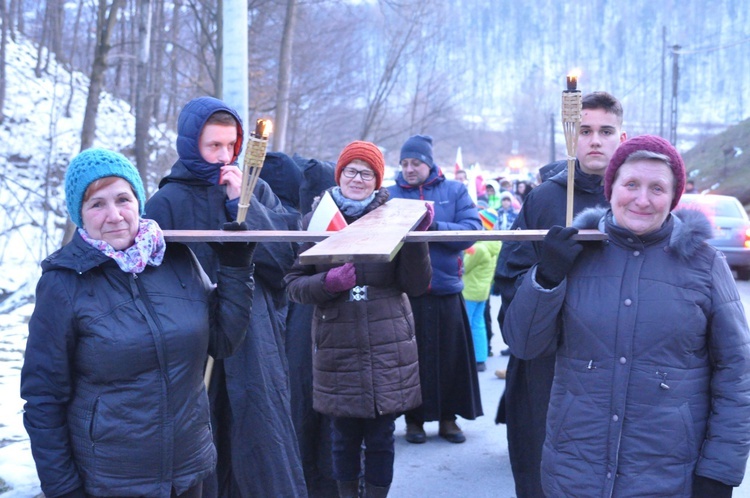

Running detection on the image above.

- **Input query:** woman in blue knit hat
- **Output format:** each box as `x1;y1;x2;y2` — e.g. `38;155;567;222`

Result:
21;148;256;498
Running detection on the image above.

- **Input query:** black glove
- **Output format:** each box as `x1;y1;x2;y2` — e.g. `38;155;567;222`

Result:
692;475;732;498
208;221;257;268
536;225;583;289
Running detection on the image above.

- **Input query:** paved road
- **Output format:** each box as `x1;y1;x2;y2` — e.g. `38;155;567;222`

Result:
390;297;513;497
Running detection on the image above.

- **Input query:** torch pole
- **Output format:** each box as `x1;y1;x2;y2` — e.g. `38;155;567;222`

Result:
562;88;582;226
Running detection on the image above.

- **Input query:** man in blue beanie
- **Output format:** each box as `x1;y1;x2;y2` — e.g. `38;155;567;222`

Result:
144;96;306;498
388;134;483;444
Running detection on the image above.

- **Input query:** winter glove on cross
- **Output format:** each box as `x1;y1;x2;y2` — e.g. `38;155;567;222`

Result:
208;221;257;268
536;225;583;289
324;263;357;294
415;202;435;231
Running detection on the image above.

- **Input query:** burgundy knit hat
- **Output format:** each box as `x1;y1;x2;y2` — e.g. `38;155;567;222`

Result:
335;141;385;189
604;134;686;210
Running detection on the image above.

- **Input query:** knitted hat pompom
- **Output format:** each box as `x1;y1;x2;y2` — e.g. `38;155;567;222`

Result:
335;141;386;190
478;208;498;230
64;148;146;227
604;135;686;210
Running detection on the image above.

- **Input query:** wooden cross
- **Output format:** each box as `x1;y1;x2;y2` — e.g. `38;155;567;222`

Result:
163;199;607;264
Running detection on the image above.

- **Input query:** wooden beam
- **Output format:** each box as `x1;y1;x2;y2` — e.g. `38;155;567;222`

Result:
163;230;328;243
163;229;607;243
297;198;428;264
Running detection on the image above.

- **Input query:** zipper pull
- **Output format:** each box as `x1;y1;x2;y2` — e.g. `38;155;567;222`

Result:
657;371;670;390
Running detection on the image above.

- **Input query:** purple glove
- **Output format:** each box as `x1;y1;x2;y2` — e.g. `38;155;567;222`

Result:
415;202;435;231
324;263;357;293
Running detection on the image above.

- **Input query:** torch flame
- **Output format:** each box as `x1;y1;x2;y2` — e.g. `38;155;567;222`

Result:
254;118;274;139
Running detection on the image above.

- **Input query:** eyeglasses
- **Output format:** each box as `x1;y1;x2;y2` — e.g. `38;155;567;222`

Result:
341;167;375;181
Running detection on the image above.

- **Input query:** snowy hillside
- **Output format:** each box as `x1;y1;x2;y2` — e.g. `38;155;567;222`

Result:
0;34;174;301
0;35;176;496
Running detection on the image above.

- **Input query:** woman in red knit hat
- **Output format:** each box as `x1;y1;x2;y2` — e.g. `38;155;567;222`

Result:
285;141;434;497
503;135;750;497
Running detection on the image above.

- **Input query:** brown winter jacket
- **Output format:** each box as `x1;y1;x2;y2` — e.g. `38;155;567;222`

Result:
284;188;432;418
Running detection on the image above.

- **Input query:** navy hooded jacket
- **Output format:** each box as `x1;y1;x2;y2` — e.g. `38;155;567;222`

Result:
145;97;307;497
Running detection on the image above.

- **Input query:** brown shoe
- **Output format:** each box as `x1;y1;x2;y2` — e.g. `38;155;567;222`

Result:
438;420;466;444
405;422;426;444
495;369;506;379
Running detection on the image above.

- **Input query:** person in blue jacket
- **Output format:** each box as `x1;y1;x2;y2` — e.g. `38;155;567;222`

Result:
388;134;483;444
145;97;307;498
21;148;255;498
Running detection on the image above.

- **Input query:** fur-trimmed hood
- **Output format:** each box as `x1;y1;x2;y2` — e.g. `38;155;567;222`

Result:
573;206;714;260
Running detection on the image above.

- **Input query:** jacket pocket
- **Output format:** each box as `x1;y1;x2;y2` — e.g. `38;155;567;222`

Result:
89;396;101;442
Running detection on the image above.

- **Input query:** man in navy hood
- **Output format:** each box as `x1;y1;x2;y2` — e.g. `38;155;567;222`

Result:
145;96;307;498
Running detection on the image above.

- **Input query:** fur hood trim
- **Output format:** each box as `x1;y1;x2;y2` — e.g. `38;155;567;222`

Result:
573;206;713;260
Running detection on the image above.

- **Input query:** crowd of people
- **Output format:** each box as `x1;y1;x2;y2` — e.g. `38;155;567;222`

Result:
20;92;750;498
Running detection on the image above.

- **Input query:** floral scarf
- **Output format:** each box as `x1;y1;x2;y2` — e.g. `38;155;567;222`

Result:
79;218;166;273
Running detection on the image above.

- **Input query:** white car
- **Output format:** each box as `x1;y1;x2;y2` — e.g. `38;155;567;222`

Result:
677;193;750;280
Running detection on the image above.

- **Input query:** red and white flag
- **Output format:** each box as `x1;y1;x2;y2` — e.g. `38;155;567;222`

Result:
454;146;463;174
307;191;348;232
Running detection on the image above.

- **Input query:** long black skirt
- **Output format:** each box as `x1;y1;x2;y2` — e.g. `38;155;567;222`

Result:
406;293;483;422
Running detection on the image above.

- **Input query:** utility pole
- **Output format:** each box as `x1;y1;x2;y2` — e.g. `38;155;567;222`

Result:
659;27;666;138
221;0;249;159
669;44;681;146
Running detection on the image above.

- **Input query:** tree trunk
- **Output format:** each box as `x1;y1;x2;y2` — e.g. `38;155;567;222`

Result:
273;0;296;152
34;2;50;77
150;0;164;122
135;0;153;195
165;0;181;121
0;0;7;123
80;0;122;151
64;0;85;117
215;0;222;99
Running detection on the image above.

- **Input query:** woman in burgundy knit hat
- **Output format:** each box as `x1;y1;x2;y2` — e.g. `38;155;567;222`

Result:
285;141;433;497
502;134;750;498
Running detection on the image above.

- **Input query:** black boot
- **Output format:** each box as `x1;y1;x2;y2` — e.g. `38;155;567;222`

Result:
364;482;391;498
337;479;360;498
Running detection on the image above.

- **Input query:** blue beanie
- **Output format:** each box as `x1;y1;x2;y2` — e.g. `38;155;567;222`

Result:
64;148;146;227
400;134;434;166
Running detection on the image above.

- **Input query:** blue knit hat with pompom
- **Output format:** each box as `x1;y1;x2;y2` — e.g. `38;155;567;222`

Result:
64;148;146;227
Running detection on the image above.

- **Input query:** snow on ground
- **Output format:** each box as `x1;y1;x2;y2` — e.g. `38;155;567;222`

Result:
0;304;40;497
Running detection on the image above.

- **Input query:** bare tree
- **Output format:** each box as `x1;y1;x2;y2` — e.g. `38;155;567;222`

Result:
80;0;122;151
0;0;7;122
272;0;296;152
64;1;85;117
134;0;153;194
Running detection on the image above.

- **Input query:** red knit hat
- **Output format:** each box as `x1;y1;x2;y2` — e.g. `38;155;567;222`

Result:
335;141;385;189
604;134;686;210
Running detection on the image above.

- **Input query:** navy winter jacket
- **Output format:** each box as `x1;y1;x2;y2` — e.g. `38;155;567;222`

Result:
21;233;253;498
504;207;750;497
144;96;307;497
388;166;481;295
